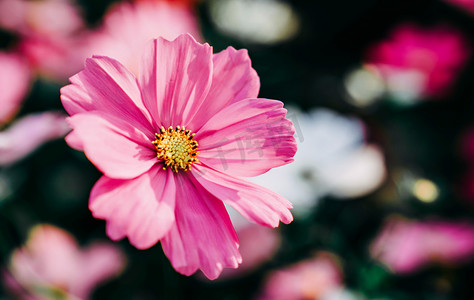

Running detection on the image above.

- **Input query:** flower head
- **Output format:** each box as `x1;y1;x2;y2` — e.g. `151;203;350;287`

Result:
4;224;126;300
61;34;296;279
0;0;86;81
365;23;470;101
257;252;343;300
370;217;474;273
0;0;84;37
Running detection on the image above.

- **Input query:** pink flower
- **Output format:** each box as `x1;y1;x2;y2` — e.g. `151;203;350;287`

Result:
61;34;296;279
365;23;470;100
370;217;474;274
4;224;126;300
257;252;343;300
0;112;70;165
0;0;83;37
81;0;202;76
0;0;86;81
19;34;87;81
443;0;474;16
0;51;31;126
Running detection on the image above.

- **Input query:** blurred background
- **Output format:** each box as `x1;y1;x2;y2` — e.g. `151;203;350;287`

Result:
1;0;474;299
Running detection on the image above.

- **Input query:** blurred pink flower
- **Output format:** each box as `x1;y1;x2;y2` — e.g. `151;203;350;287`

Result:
18;34;88;82
443;0;474;15
4;224;126;300
0;112;70;165
81;0;202;76
257;252;343;300
370;217;474;274
19;35;87;82
61;34;296;279
217;224;281;279
0;0;86;81
0;51;31;126
0;0;83;37
366;24;470;100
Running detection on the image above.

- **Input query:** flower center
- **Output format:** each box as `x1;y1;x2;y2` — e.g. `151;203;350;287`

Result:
152;126;199;172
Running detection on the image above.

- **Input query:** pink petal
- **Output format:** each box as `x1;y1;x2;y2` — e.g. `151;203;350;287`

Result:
60;56;153;135
0;51;31;125
138;34;212;128
72;243;126;298
196;98;297;177
9;225;81;289
258;253;343;300
82;1;203;76
0;112;70;165
64;130;83;151
67;113;156;179
90;166;176;250
161;174;241;280
187;46;260;131
6;224;126;300
191;165;293;228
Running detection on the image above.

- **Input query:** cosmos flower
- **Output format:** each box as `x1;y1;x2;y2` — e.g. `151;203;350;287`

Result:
0;51;31;126
365;23;470;102
0;0;86;81
257;252;343;300
19;34;87;82
248;109;386;217
61;34;296;279
0;0;83;37
81;0;202;76
370;217;474;274
4;224;126;300
0;112;70;165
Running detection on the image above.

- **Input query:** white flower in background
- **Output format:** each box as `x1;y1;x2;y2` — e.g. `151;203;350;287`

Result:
247;109;386;217
208;0;300;45
321;288;366;300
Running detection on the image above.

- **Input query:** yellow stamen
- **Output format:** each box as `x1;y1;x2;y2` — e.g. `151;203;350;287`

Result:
152;126;199;172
